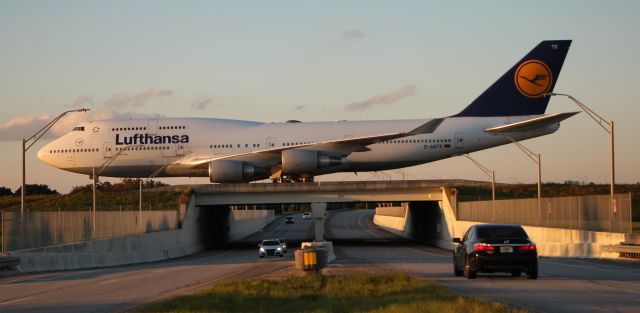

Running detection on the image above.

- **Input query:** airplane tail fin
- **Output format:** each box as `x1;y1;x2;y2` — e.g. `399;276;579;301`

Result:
453;40;571;117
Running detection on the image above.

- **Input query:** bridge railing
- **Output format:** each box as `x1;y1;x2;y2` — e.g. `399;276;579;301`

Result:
457;193;632;233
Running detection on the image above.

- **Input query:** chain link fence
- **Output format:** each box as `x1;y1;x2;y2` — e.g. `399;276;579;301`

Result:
457;193;632;233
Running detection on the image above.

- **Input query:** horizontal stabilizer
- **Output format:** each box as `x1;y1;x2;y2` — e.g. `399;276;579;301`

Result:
484;112;579;134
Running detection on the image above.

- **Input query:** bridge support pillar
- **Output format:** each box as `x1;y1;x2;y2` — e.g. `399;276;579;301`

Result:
311;202;326;242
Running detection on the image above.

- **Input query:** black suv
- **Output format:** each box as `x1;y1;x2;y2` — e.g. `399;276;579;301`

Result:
452;224;538;279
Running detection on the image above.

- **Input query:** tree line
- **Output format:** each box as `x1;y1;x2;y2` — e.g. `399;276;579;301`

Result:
0;179;168;196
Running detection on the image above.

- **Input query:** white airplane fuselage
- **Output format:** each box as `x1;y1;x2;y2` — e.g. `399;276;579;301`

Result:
36;40;575;182
37;115;556;179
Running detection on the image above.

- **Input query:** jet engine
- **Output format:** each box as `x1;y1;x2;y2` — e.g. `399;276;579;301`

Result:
281;150;343;175
208;160;269;183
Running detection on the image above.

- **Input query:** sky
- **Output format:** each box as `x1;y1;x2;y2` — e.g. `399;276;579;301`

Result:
1;1;639;194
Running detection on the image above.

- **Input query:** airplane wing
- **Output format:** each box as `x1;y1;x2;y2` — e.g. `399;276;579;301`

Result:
484;112;579;134
184;118;444;166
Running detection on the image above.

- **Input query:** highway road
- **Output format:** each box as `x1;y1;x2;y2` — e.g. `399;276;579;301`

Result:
1;209;638;313
326;210;640;313
0;213;312;313
241;212;315;244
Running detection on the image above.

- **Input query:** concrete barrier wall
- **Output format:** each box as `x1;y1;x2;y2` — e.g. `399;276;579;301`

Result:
445;219;624;258
374;205;412;237
13;195;203;273
374;188;627;259
12;200;280;272
227;209;276;242
375;205;408;217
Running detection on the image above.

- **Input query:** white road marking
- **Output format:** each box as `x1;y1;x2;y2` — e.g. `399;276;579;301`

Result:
98;279;118;285
0;297;35;306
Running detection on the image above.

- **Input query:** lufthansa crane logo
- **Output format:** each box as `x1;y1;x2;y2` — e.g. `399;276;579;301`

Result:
514;60;553;98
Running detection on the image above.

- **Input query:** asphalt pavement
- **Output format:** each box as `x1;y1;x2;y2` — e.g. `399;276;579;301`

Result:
1;210;638;313
326;209;640;313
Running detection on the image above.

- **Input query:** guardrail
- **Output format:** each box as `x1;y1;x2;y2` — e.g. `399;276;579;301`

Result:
0;255;20;269
601;244;640;259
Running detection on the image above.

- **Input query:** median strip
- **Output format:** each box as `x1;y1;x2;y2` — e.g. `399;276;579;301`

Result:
137;273;526;313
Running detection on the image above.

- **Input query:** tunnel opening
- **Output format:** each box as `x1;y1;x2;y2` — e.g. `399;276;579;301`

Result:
197;205;231;249
194;200;447;250
407;201;443;246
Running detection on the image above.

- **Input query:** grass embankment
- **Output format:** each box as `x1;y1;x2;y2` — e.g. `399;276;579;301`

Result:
0;189;188;212
139;273;525;313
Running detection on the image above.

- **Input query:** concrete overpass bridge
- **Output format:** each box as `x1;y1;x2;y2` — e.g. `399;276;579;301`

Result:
190;180;453;205
11;180;629;273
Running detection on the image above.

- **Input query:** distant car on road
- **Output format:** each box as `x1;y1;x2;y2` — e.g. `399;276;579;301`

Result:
302;212;311;219
452;224;538;279
258;239;284;258
284;216;294;224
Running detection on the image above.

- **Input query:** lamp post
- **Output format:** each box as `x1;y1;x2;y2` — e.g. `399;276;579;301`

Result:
463;154;496;213
21;108;89;245
546;93;615;230
93;144;143;235
506;136;542;225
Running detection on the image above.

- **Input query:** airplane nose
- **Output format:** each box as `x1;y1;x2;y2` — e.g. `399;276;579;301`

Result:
37;145;48;163
37;146;47;162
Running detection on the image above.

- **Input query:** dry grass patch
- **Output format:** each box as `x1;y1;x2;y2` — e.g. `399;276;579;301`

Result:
139;273;526;313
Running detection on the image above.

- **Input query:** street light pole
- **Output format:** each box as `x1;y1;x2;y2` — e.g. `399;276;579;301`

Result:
92;167;97;239
506;136;542;224
546;93;615;229
93;144;148;233
463;154;496;213
20;108;89;247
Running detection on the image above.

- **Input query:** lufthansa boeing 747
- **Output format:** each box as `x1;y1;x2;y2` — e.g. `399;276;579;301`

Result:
38;40;577;183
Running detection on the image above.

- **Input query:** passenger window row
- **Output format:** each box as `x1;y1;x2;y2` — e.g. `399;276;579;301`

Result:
115;146;170;151
282;142;310;146
112;127;147;131
383;138;452;144
50;148;98;154
111;126;186;131
209;143;261;149
159;126;186;130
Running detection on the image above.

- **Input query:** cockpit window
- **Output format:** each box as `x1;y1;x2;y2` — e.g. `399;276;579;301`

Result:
73;126;85;131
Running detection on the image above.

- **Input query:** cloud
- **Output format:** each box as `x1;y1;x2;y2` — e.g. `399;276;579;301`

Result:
190;97;213;111
104;88;172;109
1;87;171;141
0;114;53;141
294;105;305;111
0;108;162;141
72;95;95;108
342;29;366;40
345;85;416;111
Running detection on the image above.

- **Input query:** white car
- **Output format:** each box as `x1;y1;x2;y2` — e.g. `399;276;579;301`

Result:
302;212;311;219
258;239;284;258
277;238;287;253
